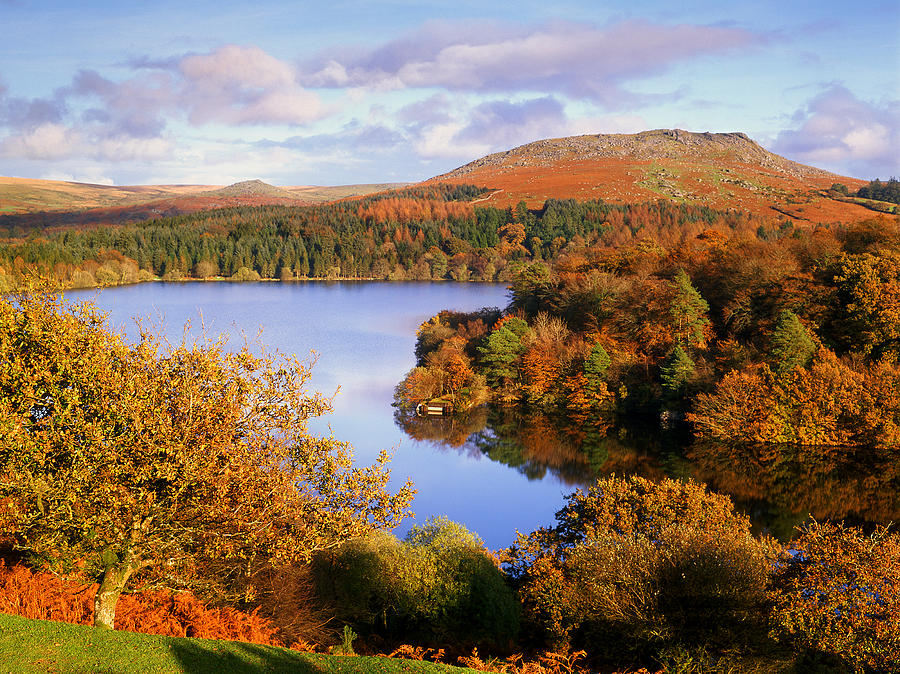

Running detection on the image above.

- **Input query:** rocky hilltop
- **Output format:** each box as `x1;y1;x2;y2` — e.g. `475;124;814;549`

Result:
430;128;872;223
439;129;833;181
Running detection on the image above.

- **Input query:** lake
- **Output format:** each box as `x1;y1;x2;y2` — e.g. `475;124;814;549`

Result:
67;280;578;550
67;281;900;548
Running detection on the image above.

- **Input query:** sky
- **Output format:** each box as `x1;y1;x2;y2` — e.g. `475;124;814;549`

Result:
1;0;898;186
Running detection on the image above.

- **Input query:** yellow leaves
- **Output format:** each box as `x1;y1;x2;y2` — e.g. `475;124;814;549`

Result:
0;291;414;610
771;521;900;671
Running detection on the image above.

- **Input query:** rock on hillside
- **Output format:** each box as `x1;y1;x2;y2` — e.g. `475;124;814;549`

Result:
439;129;834;180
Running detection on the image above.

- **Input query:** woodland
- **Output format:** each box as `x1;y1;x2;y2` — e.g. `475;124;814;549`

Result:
0;179;898;672
1;183;787;291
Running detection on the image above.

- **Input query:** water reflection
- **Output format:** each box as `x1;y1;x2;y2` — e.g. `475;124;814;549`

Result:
394;405;669;486
395;404;900;539
687;440;900;540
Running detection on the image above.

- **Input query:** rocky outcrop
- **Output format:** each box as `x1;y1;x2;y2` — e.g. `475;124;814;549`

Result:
438;129;834;180
203;180;296;198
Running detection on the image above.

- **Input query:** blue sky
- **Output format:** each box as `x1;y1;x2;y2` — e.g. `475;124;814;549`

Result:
1;0;897;185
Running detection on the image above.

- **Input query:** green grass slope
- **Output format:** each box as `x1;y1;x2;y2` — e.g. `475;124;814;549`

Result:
0;612;473;674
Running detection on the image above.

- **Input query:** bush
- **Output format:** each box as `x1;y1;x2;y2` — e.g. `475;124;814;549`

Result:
315;517;519;649
567;525;770;657
505;476;773;662
231;266;261;281
70;269;95;288
770;521;900;672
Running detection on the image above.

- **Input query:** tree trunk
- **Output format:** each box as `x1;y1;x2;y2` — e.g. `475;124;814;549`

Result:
93;555;138;629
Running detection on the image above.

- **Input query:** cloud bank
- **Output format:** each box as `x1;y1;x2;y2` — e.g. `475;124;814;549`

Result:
301;19;765;107
0;17;894;184
774;86;900;179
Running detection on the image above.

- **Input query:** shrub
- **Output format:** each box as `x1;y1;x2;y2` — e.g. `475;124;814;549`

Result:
231;266;261;281
70;269;95;288
770;521;900;672
315;517;519;649
567;525;770;657
505;476;773;662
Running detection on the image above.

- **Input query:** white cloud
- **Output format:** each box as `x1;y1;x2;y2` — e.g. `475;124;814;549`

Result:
414;121;490;159
302;19;766;107
774;86;899;178
2;123;83;159
179;45;327;126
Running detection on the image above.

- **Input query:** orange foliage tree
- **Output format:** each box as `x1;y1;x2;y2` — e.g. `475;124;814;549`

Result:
770;521;900;672
0;292;414;629
689;348;900;446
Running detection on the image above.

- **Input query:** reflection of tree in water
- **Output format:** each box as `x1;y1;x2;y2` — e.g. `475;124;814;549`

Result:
395;403;900;538
687;440;900;539
394;404;667;487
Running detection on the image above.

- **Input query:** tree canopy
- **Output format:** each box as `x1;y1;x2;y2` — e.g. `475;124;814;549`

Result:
0;292;414;628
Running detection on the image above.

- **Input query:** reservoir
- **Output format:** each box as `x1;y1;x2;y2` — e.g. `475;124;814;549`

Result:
67;280;571;549
67;280;900;548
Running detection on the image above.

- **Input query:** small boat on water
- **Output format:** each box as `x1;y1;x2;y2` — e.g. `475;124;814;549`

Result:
415;399;453;417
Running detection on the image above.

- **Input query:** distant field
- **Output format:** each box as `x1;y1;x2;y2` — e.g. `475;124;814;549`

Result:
287;183;411;203
0;612;472;674
0;177;215;213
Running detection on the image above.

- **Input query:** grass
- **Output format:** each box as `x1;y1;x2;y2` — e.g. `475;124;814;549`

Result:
0;612;475;674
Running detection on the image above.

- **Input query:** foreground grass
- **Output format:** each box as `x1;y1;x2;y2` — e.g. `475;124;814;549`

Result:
0;612;474;674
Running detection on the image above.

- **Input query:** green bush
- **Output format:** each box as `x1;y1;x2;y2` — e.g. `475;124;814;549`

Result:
315;517;519;648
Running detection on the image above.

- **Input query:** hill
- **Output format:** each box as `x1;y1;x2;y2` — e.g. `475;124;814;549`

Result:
203;179;298;199
430;128;875;223
0;177;409;230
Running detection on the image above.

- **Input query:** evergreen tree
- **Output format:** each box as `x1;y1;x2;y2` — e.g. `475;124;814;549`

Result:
769;309;816;374
660;345;696;396
478;318;530;388
670;269;711;350
584;342;611;379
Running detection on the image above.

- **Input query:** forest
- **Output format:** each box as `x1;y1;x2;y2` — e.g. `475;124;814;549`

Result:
1;183;782;292
396;215;900;449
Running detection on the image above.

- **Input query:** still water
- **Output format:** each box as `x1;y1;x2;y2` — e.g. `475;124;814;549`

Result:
67;281;900;547
67;281;573;550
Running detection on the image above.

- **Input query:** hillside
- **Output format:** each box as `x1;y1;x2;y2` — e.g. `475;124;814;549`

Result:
0;177;409;229
431;128;875;223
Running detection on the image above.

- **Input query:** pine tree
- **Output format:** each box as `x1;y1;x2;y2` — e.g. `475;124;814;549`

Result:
770;309;816;374
478;318;530;388
670;269;711;350
660;345;696;395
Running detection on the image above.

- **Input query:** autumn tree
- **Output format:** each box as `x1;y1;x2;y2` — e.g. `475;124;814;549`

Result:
504;476;771;659
771;521;900;672
0;292;414;629
830;252;900;360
